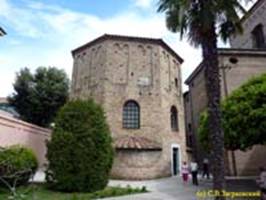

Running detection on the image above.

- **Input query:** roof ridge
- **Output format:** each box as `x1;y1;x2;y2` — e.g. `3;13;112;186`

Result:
103;33;162;41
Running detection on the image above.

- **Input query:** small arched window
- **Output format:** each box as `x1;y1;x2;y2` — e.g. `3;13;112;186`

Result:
170;106;178;131
252;24;265;48
123;100;140;129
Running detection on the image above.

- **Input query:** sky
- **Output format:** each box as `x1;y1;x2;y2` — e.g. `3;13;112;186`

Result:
0;0;254;97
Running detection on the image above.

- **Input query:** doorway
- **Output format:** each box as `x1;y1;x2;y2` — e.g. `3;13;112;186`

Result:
172;146;180;175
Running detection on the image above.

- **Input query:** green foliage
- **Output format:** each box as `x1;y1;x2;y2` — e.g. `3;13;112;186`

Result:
46;99;114;192
0;146;38;188
198;74;266;151
90;186;147;199
222;73;266;150
0;184;147;200
8;67;69;127
198;111;211;152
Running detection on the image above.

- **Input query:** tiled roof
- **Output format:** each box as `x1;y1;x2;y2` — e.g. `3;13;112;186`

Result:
114;135;162;150
71;34;184;64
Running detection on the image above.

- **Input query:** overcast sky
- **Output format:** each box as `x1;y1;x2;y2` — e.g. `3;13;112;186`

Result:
0;0;255;97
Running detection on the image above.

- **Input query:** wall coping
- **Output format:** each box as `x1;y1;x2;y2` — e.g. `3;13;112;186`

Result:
0;112;51;135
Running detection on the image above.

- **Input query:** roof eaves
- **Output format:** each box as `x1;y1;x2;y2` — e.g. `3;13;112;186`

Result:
218;48;266;56
184;61;204;85
71;34;184;63
71;34;108;56
185;47;266;84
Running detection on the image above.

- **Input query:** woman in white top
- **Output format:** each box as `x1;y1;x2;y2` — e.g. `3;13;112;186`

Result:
190;162;198;185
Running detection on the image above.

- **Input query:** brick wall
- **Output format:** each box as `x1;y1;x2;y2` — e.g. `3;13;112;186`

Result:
71;35;187;179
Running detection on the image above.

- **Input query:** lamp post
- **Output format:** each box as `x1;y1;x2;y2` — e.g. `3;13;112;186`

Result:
220;57;238;176
0;27;6;37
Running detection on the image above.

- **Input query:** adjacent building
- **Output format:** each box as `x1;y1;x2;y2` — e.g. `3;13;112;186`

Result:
184;0;266;176
70;34;187;179
230;0;266;49
0;98;19;117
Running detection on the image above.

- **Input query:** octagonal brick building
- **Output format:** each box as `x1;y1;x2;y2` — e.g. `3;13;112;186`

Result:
70;34;187;179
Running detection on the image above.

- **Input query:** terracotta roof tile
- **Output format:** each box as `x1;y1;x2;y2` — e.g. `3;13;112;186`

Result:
114;135;162;150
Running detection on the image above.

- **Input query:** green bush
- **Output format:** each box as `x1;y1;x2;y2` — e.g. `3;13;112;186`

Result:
46;99;114;192
0;145;38;188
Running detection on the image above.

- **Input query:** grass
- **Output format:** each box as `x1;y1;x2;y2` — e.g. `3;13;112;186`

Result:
0;184;147;200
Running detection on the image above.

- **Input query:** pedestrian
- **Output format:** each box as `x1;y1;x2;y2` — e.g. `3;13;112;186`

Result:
181;161;189;184
190;161;198;185
256;167;266;200
202;158;210;179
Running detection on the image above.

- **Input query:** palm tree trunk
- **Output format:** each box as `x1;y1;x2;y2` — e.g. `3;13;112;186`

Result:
202;22;225;199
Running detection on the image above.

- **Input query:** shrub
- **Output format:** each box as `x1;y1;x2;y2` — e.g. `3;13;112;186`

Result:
0;145;38;188
46;99;114;192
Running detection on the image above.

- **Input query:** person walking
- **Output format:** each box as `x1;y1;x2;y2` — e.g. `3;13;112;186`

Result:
190;161;198;186
256;167;266;200
181;161;189;184
202;158;210;179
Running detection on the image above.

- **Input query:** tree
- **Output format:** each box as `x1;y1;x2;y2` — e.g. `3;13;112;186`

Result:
198;111;211;152
0;146;38;200
199;73;266;173
8;67;69;127
224;73;266;150
45;99;114;192
157;0;250;195
199;110;237;151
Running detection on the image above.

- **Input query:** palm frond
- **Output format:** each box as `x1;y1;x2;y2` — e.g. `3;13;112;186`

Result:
157;0;254;45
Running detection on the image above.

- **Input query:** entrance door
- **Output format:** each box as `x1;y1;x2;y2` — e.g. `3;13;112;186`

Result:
172;147;179;175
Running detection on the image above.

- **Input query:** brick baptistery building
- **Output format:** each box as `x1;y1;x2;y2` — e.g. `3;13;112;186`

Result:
70;34;187;179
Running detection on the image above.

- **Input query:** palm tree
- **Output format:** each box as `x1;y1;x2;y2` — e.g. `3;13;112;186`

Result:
158;0;249;197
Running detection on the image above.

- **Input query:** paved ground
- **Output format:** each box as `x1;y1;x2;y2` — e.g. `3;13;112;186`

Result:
106;176;213;200
33;172;260;200
106;177;260;200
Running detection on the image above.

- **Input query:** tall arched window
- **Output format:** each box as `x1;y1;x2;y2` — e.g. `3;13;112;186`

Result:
123;100;140;129
252;24;265;48
171;106;178;131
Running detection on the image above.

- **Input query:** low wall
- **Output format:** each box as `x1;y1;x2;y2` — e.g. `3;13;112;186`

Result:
228;145;266;176
0;111;51;168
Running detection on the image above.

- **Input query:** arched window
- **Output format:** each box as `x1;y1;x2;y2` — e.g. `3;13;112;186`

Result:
252;24;265;48
123;100;140;129
170;106;178;131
